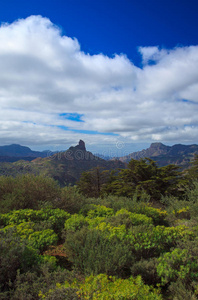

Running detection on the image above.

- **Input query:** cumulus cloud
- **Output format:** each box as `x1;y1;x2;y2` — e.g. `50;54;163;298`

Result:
138;46;168;64
0;15;198;150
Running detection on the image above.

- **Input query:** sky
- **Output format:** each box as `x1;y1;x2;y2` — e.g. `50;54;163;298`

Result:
0;0;198;155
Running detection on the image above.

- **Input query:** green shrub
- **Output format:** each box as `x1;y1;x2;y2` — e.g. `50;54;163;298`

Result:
0;228;40;292
125;224;194;258
64;214;88;232
161;195;191;225
40;287;79;300
44;209;70;234
93;221;194;259
185;180;198;203
64;208;153;234
0;175;60;212
55;185;87;214
130;258;160;286
28;229;58;252
2;222;58;253
115;209;153;226
0;209;44;226
184;181;198;221
2;221;35;239
0;208;70;237
76;274;162;300
13;266;75;300
168;279;198;300
132;204;167;225
86;205;114;218
64;227;133;276
39;255;57;270
83;195;133;213
157;248;198;286
95;197;168;226
40;274;162;300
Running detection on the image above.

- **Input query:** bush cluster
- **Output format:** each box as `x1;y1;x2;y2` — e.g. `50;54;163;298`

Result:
0;159;198;299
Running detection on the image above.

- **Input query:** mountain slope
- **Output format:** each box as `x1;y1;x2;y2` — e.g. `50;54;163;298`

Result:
0;144;49;161
12;140;125;185
117;142;198;168
37;140;125;185
1;141;197;184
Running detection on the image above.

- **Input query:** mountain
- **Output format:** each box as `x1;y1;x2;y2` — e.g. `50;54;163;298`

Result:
0;144;50;162
0;140;125;185
32;140;125;185
93;153;112;160
1;141;197;185
117;142;198;169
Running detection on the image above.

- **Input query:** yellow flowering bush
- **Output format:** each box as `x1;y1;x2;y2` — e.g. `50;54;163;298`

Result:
133;204;167;225
87;205;114;218
115;208;153;226
39;274;162;299
172;206;190;219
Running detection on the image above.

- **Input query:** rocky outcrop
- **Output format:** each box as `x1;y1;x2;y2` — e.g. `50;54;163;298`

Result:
117;143;198;168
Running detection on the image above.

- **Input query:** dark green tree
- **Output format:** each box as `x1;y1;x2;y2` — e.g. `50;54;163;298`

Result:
103;158;182;200
185;153;198;181
77;167;109;198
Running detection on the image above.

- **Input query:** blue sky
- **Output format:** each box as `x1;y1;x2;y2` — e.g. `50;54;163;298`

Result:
0;0;198;154
1;0;198;64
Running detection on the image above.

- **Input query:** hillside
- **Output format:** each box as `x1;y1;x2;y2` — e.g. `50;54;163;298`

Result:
0;166;198;299
117;142;198;169
0;144;49;162
32;140;125;185
1;141;198;184
0;140;125;185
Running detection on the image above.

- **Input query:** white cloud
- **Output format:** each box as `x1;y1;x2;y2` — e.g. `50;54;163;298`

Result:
0;15;198;151
138;46;168;64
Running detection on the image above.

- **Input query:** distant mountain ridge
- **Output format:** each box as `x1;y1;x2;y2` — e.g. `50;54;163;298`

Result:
0;141;198;184
0;144;50;162
117;142;198;168
32;140;125;185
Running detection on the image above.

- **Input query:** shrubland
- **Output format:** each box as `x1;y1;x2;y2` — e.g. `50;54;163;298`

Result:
0;155;198;299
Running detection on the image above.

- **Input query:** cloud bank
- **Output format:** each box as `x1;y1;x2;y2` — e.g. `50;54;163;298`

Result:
0;15;198;150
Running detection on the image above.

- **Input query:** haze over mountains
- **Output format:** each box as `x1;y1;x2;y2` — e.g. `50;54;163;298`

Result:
32;140;125;185
0;144;50;162
0;141;197;185
0;140;125;185
116;142;198;169
0;141;198;165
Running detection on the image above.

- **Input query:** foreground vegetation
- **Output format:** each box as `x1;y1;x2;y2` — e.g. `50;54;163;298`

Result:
0;156;198;299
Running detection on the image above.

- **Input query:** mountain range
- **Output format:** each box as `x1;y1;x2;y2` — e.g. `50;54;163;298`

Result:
32;140;125;185
0;144;49;162
0;141;197;185
116;142;198;169
0;140;125;185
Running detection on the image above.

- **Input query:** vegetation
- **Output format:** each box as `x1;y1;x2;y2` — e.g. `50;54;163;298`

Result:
78;158;183;200
0;155;198;299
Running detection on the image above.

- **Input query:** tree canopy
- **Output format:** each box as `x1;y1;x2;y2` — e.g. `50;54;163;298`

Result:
78;158;182;200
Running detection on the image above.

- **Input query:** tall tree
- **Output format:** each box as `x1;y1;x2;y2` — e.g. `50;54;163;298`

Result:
104;158;182;200
185;154;198;181
77;167;109;198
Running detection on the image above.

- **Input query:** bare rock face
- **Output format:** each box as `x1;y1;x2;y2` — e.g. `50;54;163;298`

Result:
41;139;125;185
78;140;86;151
68;140;86;152
117;142;198;169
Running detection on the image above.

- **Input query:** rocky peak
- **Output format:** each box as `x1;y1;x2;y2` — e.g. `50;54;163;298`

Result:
78;140;86;151
150;143;166;149
148;143;170;156
69;140;86;152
